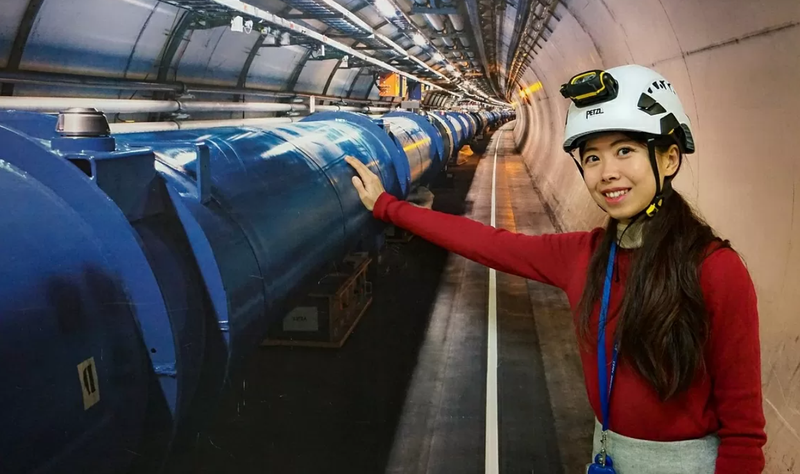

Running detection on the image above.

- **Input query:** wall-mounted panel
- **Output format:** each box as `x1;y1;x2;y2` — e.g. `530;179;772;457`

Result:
497;3;519;79
246;45;308;90
122;0;184;80
21;0;173;76
175;27;253;85
367;84;380;100
293;58;338;94
349;72;374;98
0;0;30;69
326;67;360;97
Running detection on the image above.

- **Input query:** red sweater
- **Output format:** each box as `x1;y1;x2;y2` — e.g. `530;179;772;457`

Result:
373;192;767;473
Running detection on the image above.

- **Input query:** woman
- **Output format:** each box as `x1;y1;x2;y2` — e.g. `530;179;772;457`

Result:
345;65;766;473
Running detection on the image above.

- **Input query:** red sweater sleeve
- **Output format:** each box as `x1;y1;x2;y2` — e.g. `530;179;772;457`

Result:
373;192;592;290
701;249;767;473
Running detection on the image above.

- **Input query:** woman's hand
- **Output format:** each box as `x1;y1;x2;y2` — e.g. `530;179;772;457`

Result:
345;156;385;212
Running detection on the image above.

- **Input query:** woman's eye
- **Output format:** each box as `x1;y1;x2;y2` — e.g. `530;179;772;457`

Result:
618;147;633;156
583;155;599;165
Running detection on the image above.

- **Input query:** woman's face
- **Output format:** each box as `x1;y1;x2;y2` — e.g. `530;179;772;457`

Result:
579;132;680;224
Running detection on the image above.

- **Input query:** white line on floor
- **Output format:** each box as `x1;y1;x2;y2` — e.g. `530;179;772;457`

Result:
486;131;504;474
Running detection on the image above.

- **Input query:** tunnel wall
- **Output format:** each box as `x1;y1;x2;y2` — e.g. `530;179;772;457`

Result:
511;0;800;471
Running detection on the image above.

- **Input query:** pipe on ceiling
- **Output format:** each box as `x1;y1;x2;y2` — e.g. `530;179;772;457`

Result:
0;97;392;115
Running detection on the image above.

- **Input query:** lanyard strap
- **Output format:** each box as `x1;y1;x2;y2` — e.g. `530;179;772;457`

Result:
598;242;619;432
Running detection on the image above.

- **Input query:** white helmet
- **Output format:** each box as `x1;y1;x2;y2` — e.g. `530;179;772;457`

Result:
561;65;694;154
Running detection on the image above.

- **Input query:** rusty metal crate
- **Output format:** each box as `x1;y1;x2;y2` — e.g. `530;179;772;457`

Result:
263;253;372;348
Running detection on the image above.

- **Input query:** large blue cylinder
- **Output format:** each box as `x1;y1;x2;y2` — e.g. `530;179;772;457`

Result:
0;112;168;474
383;110;446;187
0;107;468;474
116;117;411;376
455;112;476;139
440;112;466;149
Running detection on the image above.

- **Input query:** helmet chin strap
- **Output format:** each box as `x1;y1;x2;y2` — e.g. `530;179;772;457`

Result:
628;139;666;223
617;142;664;247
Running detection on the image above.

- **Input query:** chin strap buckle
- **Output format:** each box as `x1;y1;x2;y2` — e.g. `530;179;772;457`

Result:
645;197;664;217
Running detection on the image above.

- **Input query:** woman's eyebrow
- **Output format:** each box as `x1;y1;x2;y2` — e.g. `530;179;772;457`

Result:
584;139;635;153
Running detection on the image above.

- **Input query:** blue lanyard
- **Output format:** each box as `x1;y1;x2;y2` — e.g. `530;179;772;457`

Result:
598;242;619;432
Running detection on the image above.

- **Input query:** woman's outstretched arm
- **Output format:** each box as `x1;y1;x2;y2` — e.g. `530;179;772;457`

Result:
346;156;594;290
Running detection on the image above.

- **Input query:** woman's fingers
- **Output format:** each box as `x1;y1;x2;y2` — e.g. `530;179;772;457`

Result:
345;156;383;211
345;156;370;179
346;156;379;188
351;175;366;196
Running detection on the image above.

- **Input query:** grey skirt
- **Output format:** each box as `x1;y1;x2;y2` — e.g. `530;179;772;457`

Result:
588;418;720;473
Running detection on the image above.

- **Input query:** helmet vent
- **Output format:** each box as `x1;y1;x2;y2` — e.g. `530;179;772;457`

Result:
637;93;667;116
650;80;677;94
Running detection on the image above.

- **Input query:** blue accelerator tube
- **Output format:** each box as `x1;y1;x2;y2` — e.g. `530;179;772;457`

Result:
440;111;466;149
454;112;476;140
0;108;474;474
381;110;445;187
0;111;168;474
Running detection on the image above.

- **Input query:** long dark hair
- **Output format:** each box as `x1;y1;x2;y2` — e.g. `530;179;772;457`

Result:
578;133;731;401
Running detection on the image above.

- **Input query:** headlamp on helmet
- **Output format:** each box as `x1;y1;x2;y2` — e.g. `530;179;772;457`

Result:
560;70;619;108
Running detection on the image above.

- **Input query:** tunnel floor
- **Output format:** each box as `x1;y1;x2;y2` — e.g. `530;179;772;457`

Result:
163;127;594;474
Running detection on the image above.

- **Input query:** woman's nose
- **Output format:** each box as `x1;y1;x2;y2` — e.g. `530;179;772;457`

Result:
601;162;620;181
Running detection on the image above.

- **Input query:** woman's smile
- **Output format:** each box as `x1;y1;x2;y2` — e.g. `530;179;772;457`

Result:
601;187;631;204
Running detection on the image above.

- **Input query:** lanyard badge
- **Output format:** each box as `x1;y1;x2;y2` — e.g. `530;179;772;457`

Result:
588;242;619;474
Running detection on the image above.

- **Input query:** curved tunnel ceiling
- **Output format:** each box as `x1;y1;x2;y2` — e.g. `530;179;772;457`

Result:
0;0;549;111
0;0;798;470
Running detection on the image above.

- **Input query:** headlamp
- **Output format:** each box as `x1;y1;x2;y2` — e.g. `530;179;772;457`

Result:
559;70;619;107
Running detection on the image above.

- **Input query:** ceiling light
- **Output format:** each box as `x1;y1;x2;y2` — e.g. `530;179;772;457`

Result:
432;52;444;62
374;0;397;18
412;33;427;46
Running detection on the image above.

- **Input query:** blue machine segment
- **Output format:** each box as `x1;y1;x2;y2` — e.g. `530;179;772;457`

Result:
301;111;412;198
384;110;447;186
382;115;435;186
0;132;149;474
0;105;513;474
449;112;473;142
441;112;465;149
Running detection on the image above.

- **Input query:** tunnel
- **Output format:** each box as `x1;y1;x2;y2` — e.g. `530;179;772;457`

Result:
0;0;797;473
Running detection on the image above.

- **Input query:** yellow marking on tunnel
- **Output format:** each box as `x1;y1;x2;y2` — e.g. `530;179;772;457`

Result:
519;81;543;97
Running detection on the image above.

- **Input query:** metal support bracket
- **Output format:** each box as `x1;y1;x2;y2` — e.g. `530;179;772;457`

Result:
196;142;211;204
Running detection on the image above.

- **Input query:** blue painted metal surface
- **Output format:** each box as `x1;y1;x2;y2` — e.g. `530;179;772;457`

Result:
383;111;446;187
469;112;485;136
302;111;412;197
427;112;456;160
0;112;164;474
450;112;473;142
441;112;466;150
458;112;477;139
0;106;504;474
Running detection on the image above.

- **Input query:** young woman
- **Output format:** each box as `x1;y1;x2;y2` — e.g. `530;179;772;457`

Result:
345;65;766;473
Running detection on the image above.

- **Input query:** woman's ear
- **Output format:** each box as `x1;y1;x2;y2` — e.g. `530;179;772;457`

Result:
660;144;681;178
